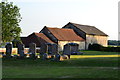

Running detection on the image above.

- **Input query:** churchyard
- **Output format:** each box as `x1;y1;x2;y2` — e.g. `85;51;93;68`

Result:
0;42;120;79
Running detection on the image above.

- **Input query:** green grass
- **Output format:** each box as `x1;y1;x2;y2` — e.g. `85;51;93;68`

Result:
2;51;120;79
2;57;119;78
80;50;120;55
2;66;119;78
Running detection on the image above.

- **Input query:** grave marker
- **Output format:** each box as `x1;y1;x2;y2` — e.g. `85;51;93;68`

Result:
17;42;25;58
29;43;36;59
39;43;47;59
55;54;60;61
5;43;12;58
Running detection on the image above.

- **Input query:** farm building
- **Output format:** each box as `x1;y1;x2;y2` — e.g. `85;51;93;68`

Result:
21;32;54;47
63;22;108;49
40;26;85;51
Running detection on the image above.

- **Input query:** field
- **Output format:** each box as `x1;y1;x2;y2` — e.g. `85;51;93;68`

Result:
2;51;120;79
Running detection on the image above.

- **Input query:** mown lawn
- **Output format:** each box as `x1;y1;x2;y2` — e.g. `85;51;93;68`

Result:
2;51;120;79
80;50;120;55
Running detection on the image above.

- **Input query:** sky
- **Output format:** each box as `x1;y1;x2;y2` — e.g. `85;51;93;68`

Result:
4;0;119;40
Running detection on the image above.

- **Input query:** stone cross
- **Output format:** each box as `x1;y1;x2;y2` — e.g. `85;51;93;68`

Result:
5;43;12;58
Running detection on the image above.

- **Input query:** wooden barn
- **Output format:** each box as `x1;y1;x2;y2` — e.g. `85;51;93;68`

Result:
21;32;54;47
63;22;108;49
40;26;85;51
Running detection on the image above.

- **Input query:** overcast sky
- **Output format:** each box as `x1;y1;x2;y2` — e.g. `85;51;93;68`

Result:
6;0;119;40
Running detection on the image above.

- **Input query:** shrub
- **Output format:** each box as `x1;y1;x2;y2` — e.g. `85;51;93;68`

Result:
88;43;103;51
88;43;120;52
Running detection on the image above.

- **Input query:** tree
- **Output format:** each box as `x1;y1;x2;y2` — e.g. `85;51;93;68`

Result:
0;1;22;43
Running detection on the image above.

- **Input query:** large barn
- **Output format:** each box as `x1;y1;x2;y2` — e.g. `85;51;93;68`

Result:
40;26;85;51
21;22;108;51
63;22;108;49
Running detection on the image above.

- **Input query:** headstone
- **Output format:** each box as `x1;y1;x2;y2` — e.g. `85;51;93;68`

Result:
70;43;79;55
29;43;36;59
71;44;79;52
39;43;47;59
47;43;58;55
43;53;48;60
5;43;12;58
63;44;71;59
55;54;60;61
47;43;52;55
17;42;25;58
63;43;79;58
52;44;58;55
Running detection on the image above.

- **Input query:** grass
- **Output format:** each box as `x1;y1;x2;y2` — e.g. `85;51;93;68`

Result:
2;51;120;79
80;50;120;55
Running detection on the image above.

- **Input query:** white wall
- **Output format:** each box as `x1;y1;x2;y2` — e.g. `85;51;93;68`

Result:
58;41;85;51
86;35;108;49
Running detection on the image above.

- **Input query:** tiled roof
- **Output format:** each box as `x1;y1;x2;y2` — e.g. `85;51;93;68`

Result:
47;27;84;41
69;22;108;36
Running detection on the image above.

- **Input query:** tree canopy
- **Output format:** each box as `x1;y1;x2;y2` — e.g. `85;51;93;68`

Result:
1;1;22;43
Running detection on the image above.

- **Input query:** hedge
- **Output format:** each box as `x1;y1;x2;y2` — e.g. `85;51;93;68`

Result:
88;43;120;52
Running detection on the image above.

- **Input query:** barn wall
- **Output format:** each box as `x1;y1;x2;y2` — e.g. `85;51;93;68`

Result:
58;41;85;51
86;34;108;49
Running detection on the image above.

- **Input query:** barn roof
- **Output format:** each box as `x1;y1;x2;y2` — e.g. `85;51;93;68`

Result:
33;33;54;43
68;22;108;36
46;27;84;41
21;33;54;47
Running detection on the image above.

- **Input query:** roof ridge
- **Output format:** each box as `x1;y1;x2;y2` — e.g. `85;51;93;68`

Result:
47;27;73;30
70;22;95;27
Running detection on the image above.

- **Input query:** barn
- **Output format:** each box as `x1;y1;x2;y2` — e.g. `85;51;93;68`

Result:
63;22;108;49
21;32;54;48
40;26;85;51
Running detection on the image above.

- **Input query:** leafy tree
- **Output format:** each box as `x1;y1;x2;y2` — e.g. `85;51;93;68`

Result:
0;1;22;43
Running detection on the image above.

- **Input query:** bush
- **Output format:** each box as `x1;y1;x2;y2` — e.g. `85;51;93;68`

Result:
101;47;120;52
88;43;120;52
88;43;103;51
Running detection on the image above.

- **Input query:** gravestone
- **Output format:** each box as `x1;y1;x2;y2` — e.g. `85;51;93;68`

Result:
47;43;58;55
47;43;52;55
17;42;25;58
39;43;47;59
5;43;12;58
29;43;36;59
52;44;58;55
43;53;48;60
63;43;79;59
63;44;71;59
70;43;79;55
55;54;60;61
47;43;58;60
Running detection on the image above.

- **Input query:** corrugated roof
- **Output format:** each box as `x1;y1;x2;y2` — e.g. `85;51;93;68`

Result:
69;22;108;36
47;27;84;41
